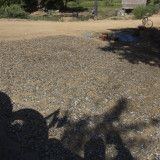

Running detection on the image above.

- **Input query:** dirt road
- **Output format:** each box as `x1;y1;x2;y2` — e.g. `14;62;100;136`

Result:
0;15;160;41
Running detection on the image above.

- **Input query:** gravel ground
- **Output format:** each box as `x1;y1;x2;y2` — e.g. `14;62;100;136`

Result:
0;36;160;160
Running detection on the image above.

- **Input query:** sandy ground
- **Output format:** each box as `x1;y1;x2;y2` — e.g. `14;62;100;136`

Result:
0;14;160;41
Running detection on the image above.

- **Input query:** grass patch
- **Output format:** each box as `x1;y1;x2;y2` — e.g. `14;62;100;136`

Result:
67;0;122;20
68;1;121;11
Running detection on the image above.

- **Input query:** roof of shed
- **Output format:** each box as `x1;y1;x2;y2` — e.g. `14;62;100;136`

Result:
122;0;147;9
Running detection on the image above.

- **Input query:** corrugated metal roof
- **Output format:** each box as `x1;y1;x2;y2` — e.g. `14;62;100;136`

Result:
122;0;147;9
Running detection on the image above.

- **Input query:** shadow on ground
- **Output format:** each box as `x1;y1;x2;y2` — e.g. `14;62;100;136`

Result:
0;91;159;160
99;28;160;67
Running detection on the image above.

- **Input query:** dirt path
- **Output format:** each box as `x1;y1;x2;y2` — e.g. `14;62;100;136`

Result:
0;15;160;41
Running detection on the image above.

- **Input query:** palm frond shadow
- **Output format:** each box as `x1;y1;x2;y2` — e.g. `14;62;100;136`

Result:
0;91;159;160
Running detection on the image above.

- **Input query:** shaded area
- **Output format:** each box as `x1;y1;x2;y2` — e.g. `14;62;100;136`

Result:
0;91;159;160
85;136;105;160
61;98;136;160
99;28;160;67
61;7;88;13
106;131;134;160
0;91;80;160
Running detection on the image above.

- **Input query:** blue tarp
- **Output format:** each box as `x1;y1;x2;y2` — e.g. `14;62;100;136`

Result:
114;33;138;42
84;34;91;37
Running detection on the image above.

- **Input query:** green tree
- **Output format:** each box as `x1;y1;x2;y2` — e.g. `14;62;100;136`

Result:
22;0;38;12
43;0;64;9
0;0;38;12
154;0;160;4
0;0;75;11
63;0;73;7
147;0;151;4
0;0;22;7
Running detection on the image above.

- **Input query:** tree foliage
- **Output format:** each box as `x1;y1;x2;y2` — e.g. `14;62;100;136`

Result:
0;0;22;7
132;5;159;19
0;4;29;18
0;0;75;11
154;0;160;4
43;0;64;9
23;0;38;11
147;0;160;4
0;0;38;11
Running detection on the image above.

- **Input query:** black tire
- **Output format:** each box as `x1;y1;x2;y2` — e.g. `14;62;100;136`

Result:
145;20;153;28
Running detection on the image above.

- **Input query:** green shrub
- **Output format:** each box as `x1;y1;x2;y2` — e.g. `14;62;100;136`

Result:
132;6;148;19
0;5;29;18
132;5;160;19
0;7;6;18
146;5;159;15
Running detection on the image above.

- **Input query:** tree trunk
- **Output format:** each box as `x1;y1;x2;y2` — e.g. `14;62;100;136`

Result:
107;0;110;6
64;0;68;7
37;0;42;9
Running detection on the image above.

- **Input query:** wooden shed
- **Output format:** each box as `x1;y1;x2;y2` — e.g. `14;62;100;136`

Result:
122;0;147;9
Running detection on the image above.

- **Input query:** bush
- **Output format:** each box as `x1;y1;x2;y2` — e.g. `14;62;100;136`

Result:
0;7;6;18
146;5;159;15
132;5;160;19
132;6;148;19
0;5;29;18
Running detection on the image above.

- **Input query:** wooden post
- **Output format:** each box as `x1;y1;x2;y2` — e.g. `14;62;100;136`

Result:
108;0;110;6
94;0;98;16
